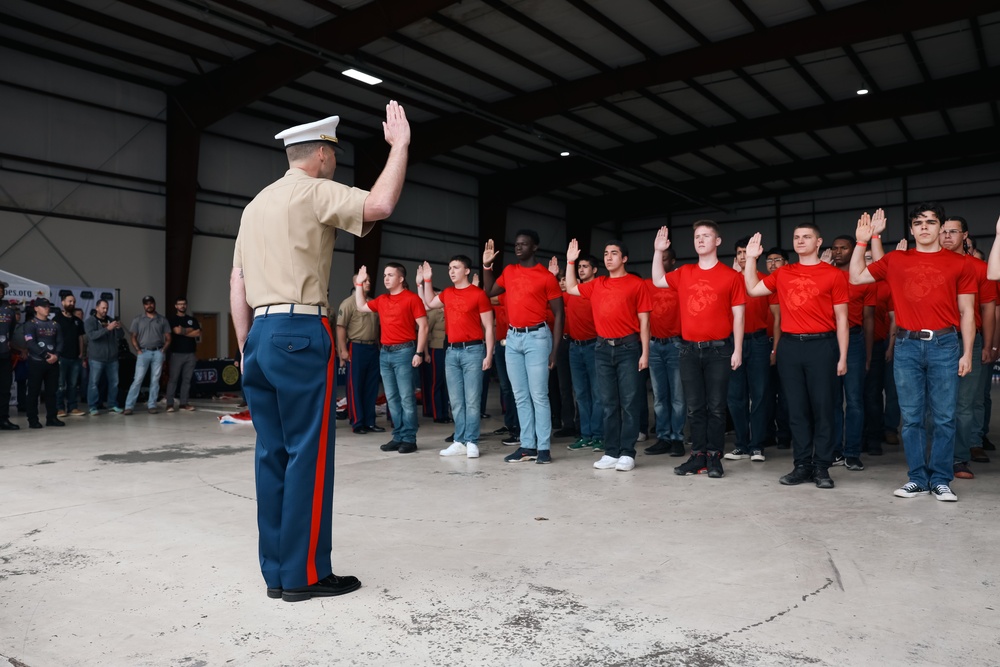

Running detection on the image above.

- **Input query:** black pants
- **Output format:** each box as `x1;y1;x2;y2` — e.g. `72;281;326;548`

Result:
0;357;11;421
679;339;734;453
549;340;575;430
27;359;59;423
777;336;838;469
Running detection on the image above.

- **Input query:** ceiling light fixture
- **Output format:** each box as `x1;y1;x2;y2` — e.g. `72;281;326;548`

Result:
342;68;382;85
560;151;570;157
856;86;869;95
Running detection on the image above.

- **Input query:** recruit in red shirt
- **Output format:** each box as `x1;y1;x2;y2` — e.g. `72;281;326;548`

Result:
645;278;681;339
494;296;509;341
577;274;652;339
744;271;772;333
667;262;746;342
873;281;893;342
439;284;492;344
366;290;427;345
966;254;997;330
867;248;977;332
761;262;848;334
837;268;876;328
563;291;597;341
495;263;562;328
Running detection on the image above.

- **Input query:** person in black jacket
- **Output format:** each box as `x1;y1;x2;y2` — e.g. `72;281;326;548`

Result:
21;298;64;428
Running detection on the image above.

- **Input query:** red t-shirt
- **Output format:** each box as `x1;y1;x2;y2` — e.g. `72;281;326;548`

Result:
494;297;509;341
744;271;772;333
439;284;492;343
873;281;893;342
645;278;681;338
563;292;597;341
841;267;876;328
577;274;652;339
495;263;561;328
668;262;746;342
762;262;849;334
966;255;996;330
366;290;427;345
867;248;977;331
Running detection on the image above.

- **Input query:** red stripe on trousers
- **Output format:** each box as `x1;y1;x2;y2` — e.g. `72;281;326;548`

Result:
307;319;336;584
346;342;357;423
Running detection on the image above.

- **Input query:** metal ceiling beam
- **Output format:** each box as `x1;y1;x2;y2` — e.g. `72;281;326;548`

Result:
567;127;1000;224
410;0;995;163
487;65;1000;203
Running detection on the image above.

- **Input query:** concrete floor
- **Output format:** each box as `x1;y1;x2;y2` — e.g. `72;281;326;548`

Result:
1;393;999;667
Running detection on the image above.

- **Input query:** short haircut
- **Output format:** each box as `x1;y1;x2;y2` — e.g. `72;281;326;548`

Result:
692;219;720;235
605;239;629;259
833;235;855;245
663;246;676;261
944;215;968;233
96;299;109;308
385;262;406;278
793;222;821;235
285;142;323;163
734;236;751;252
578;254;600;268
765;247;789;261
514;228;540;245
909;202;945;224
175;296;187;302
449;255;473;271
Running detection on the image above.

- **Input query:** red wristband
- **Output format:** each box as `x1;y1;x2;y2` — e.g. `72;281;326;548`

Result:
856;241;867;247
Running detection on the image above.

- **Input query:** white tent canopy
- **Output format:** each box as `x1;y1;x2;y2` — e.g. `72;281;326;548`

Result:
0;269;49;304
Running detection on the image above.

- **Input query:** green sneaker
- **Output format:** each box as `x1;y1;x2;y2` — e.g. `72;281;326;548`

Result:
567;437;592;450
591;438;604;452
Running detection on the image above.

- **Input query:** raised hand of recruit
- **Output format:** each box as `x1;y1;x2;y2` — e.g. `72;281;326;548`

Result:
654;226;671;252
471;273;480;287
382;100;410;147
567;238;580;263
896;239;908;252
421;261;433;283
871;208;887;236
855;211;874;244
548;256;559;276
746;232;764;260
820;248;833;264
415;263;424;285
483;239;498;267
357;265;368;284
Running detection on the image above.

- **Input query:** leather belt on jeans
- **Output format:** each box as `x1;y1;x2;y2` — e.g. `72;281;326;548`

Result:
685;336;731;349
748;328;769;339
652;336;682;345
382;341;416;352
254;304;328;318
449;340;484;349
599;333;639;347
509;323;546;333
897;326;957;341
141;347;162;352
785;331;835;341
349;339;377;345
571;337;597;346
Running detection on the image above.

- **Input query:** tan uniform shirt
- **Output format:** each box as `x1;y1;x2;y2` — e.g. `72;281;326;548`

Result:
336;294;380;342
234;168;370;310
427;308;446;349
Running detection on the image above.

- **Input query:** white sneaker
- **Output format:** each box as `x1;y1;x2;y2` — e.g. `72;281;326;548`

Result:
750;450;766;462
636;432;648;442
439;442;467;456
615;455;635;471
593;455;619;469
931;484;958;502
466;443;480;458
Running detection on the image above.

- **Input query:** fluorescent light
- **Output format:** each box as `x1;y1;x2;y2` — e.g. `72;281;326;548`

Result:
560;151;570;157
856;88;869;95
343;69;382;86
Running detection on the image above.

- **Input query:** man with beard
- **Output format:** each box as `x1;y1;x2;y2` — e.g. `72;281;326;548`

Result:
124;296;171;415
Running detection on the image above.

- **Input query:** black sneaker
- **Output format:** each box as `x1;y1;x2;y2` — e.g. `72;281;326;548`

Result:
281;573;361;602
536;450;552;464
397;442;418;454
366;424;386;433
673;453;707;476
0;420;19;431
779;466;815;486
644;439;673;455
28;420;42;429
504;447;537;463
380;440;402;452
706;450;725;478
669;440;686;457
46;418;66;427
492;426;509;436
444;433;454;443
845;457;864;471
831;454;846;466
501;435;521;446
814;468;834;489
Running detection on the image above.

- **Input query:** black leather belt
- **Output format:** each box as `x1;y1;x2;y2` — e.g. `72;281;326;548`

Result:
684;336;732;349
897;326;957;340
849;325;862;334
382;341;416;352
449;340;484;349
785;331;835;341
599;333;639;347
651;336;682;345
571;338;597;346
350;339;377;345
509;323;546;333
748;328;769;339
142;347;162;352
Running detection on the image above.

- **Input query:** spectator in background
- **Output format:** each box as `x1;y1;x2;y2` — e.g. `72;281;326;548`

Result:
124;296;171;415
165;297;201;412
53;293;86;417
85;299;124;415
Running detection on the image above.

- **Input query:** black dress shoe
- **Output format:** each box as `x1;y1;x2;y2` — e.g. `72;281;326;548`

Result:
366;424;386;433
492;426;509;436
779;465;815;486
644;439;673;455
0;420;20;430
46;418;66;427
282;573;361;602
28;421;43;429
380;440;401;452
397;441;418;454
352;427;369;434
266;587;282;599
444;433;454;443
669;440;686;457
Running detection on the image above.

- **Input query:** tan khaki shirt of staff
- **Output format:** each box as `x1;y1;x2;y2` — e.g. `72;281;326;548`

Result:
234;168;371;310
336;294;380;342
426;307;446;349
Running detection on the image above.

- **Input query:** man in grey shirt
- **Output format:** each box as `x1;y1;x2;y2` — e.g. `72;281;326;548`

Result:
124;295;171;414
85;299;125;414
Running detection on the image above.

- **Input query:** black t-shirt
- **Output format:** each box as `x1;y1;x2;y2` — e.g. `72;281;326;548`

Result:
168;314;200;354
53;311;85;359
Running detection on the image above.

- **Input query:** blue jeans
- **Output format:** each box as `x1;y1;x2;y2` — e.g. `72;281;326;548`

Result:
57;357;82;411
648;339;685;441
493;343;519;435
954;333;984;462
568;341;602;440
727;334;772;450
445;344;486;444
88;359;120;411
379;344;419;444
504;327;552;451
594;338;642;458
894;332;960;488
125;350;164;410
833;329;866;457
679;339;734;453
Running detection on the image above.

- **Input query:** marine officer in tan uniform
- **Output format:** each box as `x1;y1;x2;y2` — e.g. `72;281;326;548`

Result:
336;272;383;434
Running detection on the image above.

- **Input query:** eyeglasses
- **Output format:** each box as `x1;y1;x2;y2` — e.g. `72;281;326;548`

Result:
765;258;783;264
940;230;963;236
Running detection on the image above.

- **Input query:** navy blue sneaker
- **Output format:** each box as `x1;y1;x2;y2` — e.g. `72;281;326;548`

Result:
536;450;552;464
504;447;537;463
